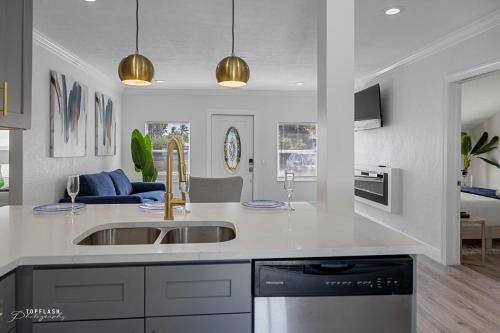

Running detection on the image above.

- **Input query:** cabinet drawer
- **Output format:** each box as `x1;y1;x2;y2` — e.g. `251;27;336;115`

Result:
33;318;144;333
0;273;15;333
146;313;251;333
33;267;144;321
146;263;251;317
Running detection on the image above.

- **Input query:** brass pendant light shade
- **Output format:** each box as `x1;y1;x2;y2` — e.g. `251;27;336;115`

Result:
118;0;154;86
118;53;154;86
216;56;249;87
216;0;249;87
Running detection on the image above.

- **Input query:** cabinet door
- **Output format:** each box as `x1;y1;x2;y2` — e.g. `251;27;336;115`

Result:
146;314;251;333
33;318;144;333
0;0;32;129
0;273;15;333
146;263;251;317
33;267;144;321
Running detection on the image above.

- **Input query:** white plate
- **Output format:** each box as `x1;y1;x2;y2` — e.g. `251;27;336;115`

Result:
242;200;285;209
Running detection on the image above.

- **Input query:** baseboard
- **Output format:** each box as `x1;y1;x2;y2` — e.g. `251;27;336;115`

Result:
355;210;442;263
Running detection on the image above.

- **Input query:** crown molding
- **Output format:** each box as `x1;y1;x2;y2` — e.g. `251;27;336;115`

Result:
33;29;123;93
122;87;317;97
355;8;500;90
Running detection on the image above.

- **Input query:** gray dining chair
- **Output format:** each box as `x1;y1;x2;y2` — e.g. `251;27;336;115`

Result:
189;176;243;203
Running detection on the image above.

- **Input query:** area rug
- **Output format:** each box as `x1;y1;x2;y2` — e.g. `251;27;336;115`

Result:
462;239;500;255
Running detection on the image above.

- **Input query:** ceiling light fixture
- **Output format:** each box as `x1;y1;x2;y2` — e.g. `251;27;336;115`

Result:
385;7;401;15
216;0;249;88
84;0;96;2
154;80;166;83
118;0;154;86
295;82;305;86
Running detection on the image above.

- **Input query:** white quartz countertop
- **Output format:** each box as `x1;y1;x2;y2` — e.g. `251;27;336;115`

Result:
0;203;425;277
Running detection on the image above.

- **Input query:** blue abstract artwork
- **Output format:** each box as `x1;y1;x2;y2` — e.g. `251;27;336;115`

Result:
50;71;88;157
95;92;116;156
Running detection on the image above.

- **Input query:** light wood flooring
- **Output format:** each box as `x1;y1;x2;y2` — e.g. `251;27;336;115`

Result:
417;254;500;333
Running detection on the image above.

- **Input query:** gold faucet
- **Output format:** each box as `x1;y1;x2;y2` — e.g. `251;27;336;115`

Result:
164;137;187;220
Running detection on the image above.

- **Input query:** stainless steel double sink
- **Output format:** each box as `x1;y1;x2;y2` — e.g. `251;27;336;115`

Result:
75;221;236;246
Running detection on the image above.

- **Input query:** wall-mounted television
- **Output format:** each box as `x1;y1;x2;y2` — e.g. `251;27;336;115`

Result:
355;84;383;131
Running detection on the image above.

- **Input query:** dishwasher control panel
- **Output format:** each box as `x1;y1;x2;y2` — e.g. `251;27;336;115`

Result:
254;255;413;297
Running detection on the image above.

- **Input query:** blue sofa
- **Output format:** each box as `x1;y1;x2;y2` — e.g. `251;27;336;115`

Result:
60;169;165;204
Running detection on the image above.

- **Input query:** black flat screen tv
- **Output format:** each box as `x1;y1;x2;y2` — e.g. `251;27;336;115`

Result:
355;84;383;131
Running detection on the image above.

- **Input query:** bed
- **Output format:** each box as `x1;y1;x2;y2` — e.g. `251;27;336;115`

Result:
461;191;500;247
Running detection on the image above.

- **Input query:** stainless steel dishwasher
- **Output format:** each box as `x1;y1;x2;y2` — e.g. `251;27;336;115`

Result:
254;256;414;333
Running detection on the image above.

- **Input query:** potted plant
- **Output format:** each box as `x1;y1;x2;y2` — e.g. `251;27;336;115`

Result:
461;131;500;187
131;129;158;182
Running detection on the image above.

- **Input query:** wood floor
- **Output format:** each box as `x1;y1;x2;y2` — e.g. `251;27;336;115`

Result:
417;255;500;333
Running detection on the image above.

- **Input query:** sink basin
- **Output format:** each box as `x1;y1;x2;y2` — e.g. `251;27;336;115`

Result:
161;225;236;244
77;227;161;245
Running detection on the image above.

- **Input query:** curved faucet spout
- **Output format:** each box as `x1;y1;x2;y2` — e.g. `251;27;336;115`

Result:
165;137;187;220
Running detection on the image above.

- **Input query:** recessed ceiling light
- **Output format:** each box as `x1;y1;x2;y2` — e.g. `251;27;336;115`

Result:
154;80;166;83
295;82;305;86
84;0;96;2
385;7;401;15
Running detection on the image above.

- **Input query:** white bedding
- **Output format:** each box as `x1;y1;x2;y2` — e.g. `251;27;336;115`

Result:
461;192;500;226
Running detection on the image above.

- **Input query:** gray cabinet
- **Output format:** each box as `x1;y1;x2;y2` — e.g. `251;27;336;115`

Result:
146;314;251;333
146;263;251;317
0;273;15;333
33;267;144;321
0;0;32;129
33;318;144;333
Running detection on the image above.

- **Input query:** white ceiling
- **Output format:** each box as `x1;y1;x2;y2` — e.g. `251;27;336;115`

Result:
34;0;500;90
462;71;500;129
355;0;500;78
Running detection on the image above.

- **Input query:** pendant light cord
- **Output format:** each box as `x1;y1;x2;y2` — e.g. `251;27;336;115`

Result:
231;0;235;55
135;0;139;53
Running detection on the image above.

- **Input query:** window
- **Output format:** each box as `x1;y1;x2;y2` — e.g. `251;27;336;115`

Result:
145;122;190;183
277;123;317;181
0;131;8;191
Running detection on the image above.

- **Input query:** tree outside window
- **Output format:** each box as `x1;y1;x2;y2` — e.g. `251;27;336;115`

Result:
145;122;190;183
277;123;317;181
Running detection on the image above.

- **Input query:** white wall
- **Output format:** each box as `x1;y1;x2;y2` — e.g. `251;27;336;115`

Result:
121;91;317;202
19;43;122;205
354;25;500;260
316;0;354;215
469;111;500;189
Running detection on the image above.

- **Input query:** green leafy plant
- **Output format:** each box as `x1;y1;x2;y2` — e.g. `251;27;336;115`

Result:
461;131;500;173
131;129;158;182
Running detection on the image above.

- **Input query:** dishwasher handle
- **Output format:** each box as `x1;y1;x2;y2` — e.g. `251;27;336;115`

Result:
303;263;355;275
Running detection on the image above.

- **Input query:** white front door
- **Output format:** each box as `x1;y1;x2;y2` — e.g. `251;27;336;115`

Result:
210;114;254;202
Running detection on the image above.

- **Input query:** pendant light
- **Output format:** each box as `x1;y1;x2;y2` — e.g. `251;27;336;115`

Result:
118;0;154;86
216;0;249;87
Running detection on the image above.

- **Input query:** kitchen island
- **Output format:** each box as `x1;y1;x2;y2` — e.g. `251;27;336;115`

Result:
0;203;424;333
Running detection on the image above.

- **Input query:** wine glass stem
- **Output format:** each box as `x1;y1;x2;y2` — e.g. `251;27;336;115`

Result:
71;197;75;215
287;193;292;212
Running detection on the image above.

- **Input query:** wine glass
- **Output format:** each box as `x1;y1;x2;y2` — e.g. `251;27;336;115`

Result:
179;173;191;215
67;175;80;215
284;170;295;212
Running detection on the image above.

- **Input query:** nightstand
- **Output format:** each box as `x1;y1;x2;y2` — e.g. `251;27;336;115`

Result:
460;217;486;265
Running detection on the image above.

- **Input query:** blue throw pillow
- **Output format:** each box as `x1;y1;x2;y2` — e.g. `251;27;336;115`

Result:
108;169;133;195
79;172;117;196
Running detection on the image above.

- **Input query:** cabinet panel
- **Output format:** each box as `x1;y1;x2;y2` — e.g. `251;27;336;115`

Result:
33;267;144;321
146;263;251;317
0;0;32;129
33;318;144;333
146;314;251;333
0;273;15;333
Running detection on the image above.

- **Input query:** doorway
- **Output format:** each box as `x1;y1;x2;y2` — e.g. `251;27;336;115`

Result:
209;114;254;202
444;61;500;266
